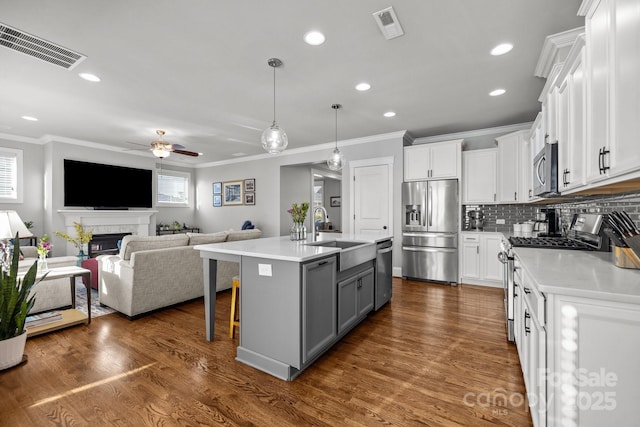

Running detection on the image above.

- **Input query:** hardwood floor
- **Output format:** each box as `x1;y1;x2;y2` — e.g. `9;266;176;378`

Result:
1;279;532;426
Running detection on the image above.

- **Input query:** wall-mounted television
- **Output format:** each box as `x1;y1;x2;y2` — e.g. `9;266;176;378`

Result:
64;159;153;209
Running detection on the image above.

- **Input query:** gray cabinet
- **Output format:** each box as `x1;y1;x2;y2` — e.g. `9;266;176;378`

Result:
338;267;374;335
302;256;337;364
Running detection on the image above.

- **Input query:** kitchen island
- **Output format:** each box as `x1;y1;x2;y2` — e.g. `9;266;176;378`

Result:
194;234;392;380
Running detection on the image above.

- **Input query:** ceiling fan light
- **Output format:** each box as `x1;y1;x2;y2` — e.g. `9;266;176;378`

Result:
261;122;288;154
152;147;170;158
327;148;345;171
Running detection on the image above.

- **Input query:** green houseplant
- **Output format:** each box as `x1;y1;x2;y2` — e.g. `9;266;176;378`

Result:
0;235;44;370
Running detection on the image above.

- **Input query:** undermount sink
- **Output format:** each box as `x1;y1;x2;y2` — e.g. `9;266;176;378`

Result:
305;240;376;271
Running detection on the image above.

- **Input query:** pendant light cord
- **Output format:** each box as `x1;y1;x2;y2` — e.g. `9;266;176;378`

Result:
335;107;338;149
272;65;277;125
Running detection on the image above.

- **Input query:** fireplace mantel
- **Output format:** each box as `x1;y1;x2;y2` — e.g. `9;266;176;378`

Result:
57;210;157;255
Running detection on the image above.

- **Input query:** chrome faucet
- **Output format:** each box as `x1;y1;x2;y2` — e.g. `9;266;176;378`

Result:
312;206;328;241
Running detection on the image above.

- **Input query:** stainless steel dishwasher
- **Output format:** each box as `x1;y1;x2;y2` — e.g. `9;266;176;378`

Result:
375;239;393;310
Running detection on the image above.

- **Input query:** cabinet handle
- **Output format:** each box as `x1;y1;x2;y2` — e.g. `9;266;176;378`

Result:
602;147;610;173
476;246;479;255
524;311;531;335
529;189;532;198
357;279;362;289
514;192;517;201
598;148;603;174
318;261;329;266
494;193;496;202
523;287;531;294
544;133;549;143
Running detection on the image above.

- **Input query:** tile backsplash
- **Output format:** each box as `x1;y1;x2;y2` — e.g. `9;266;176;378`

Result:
463;191;640;233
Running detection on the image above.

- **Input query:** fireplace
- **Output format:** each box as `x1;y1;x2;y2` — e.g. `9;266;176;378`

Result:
58;209;156;256
88;233;131;258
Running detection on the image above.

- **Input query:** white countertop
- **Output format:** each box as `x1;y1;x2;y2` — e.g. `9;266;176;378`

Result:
194;234;393;263
513;246;640;304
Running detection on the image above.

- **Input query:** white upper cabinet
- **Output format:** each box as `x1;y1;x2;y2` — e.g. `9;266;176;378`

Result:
557;34;587;192
462;149;497;204
496;130;528;203
403;139;461;181
582;0;640;183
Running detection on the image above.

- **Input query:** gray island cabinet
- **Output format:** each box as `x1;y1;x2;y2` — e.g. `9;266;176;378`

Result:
195;235;390;381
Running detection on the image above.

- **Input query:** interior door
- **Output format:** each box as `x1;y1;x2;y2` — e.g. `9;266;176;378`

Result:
353;163;390;235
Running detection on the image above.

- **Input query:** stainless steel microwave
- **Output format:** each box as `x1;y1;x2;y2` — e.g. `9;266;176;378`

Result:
533;143;558;197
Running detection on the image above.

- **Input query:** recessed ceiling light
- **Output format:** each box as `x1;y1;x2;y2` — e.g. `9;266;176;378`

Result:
21;116;38;121
383;111;396;118
491;43;513;56
79;73;101;82
304;31;326;46
489;89;506;97
355;82;371;91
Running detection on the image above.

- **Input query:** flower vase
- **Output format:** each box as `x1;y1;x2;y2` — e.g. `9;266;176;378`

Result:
76;248;87;267
37;255;48;273
290;223;297;241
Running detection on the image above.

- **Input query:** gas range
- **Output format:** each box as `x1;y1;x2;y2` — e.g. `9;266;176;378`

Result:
508;213;610;252
508;236;593;250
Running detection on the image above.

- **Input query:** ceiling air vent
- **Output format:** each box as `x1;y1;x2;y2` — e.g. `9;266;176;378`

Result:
0;23;86;69
372;6;404;40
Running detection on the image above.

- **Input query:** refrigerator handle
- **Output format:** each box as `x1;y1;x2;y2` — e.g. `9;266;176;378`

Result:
428;186;433;227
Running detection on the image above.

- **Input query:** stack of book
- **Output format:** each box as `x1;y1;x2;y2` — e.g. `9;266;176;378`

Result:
25;311;62;328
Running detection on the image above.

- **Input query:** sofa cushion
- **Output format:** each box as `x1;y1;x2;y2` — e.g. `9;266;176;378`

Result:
226;228;262;242
119;233;189;260
187;231;228;245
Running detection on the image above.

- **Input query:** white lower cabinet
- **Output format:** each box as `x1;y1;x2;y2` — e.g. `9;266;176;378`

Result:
514;251;640;427
459;232;503;286
546;294;640;426
517;266;546;427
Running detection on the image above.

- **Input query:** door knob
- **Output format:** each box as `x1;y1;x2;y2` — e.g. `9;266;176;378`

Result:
383;226;387;230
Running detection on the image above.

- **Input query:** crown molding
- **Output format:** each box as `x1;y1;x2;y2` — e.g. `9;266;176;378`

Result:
534;26;585;78
194;130;408;168
412;123;533;145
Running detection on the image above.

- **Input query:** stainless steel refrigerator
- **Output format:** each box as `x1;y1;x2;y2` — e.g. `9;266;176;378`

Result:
402;179;458;285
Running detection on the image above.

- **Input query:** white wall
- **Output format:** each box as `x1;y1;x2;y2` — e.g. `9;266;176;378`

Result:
194;131;405;270
1;131;405;269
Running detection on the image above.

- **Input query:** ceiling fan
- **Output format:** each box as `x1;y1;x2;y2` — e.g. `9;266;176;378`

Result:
135;130;201;159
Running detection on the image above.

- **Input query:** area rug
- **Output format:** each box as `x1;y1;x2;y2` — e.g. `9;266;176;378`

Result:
74;280;116;318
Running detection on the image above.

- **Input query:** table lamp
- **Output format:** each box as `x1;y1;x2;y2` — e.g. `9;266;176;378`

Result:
0;210;34;271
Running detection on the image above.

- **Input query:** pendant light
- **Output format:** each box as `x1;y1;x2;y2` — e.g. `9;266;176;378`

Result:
261;58;288;154
327;104;345;171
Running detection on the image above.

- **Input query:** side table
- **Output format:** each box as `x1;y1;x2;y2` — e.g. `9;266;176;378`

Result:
81;258;98;290
24;266;92;337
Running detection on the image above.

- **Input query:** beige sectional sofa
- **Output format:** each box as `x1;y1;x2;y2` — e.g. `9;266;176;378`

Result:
18;246;77;314
97;229;262;318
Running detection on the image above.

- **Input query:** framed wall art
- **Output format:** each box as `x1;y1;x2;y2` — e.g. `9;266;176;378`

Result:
244;178;255;192
213;182;222;194
213;194;222;207
223;180;244;205
330;196;341;207
244;192;255;205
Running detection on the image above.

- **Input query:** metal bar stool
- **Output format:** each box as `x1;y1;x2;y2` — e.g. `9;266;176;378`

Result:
229;276;240;338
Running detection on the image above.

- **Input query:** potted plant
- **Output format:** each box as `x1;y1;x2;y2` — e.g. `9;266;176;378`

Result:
55;221;93;266
0;235;44;370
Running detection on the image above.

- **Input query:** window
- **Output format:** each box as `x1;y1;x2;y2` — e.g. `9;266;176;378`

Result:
157;169;190;206
0;148;23;203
